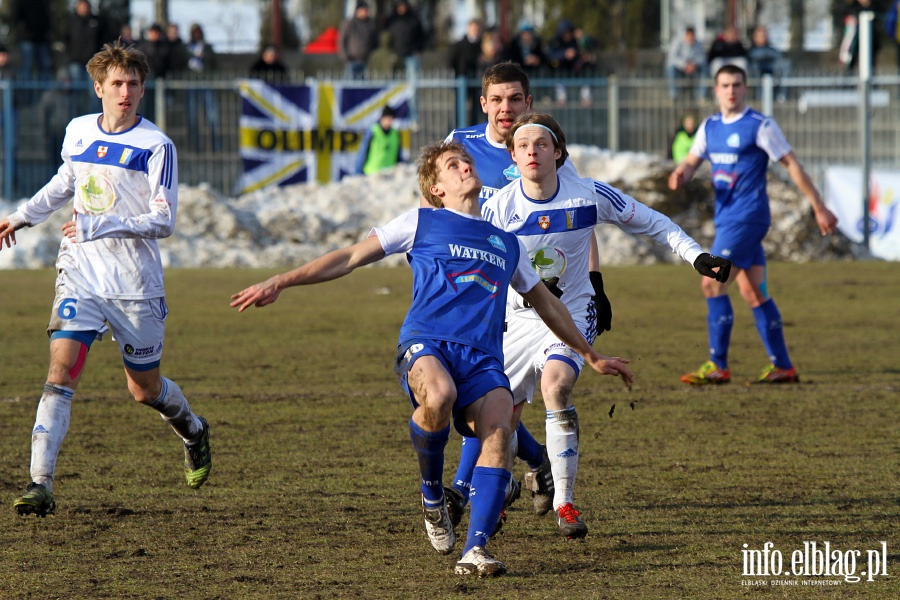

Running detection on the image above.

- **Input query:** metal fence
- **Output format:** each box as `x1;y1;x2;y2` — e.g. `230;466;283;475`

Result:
2;71;898;200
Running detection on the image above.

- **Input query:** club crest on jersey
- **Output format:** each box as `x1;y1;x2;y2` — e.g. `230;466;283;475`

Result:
503;164;521;181
97;145;108;158
727;133;740;148
486;234;507;252
538;215;550;230
119;148;134;165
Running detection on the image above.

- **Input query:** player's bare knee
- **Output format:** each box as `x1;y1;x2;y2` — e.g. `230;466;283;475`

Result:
126;379;162;405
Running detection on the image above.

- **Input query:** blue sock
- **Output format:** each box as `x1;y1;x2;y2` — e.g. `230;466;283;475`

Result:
463;466;511;554
452;435;480;504
408;419;450;507
515;421;544;469
753;298;792;369
707;295;734;369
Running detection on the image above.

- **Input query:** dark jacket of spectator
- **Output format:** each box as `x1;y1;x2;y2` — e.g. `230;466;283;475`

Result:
250;45;287;81
66;0;103;67
707;26;747;68
448;19;482;77
386;0;425;58
339;3;378;63
187;24;217;74
136;24;172;79
547;19;580;72
12;0;53;44
166;23;190;74
507;25;547;74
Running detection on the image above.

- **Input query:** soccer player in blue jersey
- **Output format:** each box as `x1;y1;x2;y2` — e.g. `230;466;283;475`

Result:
443;61;613;522
1;41;211;518
480;112;730;538
230;140;633;576
669;64;838;385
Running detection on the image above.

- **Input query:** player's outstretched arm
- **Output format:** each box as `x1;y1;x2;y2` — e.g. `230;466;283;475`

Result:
668;153;703;190
230;236;386;312
521;282;633;389
0;218;19;250
779;151;838;236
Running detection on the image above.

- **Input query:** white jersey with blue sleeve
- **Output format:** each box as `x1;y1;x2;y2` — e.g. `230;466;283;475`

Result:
483;173;703;317
10;114;178;300
690;107;791;226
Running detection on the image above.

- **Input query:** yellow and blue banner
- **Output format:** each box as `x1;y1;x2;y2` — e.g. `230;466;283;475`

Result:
237;80;412;193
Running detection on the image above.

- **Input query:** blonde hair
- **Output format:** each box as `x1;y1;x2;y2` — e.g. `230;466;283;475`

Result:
416;140;475;208
86;40;150;84
506;113;568;169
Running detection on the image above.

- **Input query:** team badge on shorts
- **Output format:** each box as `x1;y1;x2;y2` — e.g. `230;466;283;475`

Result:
538;215;550;230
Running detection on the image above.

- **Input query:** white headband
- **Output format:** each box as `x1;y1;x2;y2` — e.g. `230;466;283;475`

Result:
513;123;558;143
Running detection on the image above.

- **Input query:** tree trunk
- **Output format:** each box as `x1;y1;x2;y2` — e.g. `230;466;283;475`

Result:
789;0;805;51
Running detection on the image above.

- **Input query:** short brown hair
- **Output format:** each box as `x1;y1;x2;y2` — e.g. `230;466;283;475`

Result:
481;61;531;98
86;40;150;84
417;140;475;208
714;63;747;84
506;113;568;169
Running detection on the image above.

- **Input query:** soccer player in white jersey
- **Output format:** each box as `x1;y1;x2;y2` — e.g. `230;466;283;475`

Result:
231;140;633;577
443;61;613;522
482;113;731;538
669;65;838;385
0;41;211;517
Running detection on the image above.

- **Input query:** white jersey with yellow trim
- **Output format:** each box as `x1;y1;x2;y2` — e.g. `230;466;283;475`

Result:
482;172;704;316
10;114;177;300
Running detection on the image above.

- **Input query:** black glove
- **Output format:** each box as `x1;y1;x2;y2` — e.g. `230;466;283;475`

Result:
590;271;612;333
523;279;563;308
693;253;732;283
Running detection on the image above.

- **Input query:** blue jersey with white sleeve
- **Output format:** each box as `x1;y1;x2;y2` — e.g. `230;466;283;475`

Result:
691;107;791;227
373;207;539;359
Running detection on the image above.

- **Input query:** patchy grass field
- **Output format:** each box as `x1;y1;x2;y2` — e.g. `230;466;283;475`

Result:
1;262;897;599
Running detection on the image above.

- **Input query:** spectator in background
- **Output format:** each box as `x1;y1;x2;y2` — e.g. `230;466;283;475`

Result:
573;27;598;74
707;25;748;76
449;19;484;126
449;19;483;78
839;0;880;72
547;19;579;74
136;23;172;122
747;25;789;101
478;28;507;72
11;0;54;81
387;0;425;75
186;24;219;151
670;110;698;163
118;24;138;48
250;45;287;81
666;26;706;100
387;0;425;123
137;23;172;80
340;1;378;79
508;23;547;75
65;0;104;84
355;105;403;175
166;23;190;74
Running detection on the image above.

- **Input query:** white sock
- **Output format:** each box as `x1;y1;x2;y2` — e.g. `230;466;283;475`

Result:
509;429;519;469
546;406;579;510
30;383;75;492
149;378;201;442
